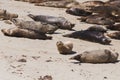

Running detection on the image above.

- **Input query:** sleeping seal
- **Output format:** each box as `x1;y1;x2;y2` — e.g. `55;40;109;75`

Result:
107;31;120;39
0;9;18;20
63;26;111;45
28;14;75;30
106;24;120;31
34;0;78;8
11;18;58;34
70;49;119;63
66;7;92;16
79;15;115;25
1;27;52;40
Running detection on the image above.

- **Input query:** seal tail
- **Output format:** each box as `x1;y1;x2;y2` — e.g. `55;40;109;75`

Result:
69;54;82;61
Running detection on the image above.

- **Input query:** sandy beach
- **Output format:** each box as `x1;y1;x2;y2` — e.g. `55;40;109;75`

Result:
0;0;120;80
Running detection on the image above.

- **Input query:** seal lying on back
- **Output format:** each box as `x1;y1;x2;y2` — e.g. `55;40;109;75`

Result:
106;24;120;31
66;7;92;16
28;14;75;30
56;41;73;55
63;26;111;45
1;27;52;40
11;18;58;34
107;31;120;40
70;49;119;63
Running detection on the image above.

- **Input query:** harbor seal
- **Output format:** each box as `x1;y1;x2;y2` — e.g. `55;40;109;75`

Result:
90;5;120;17
106;24;120;31
77;1;105;12
70;49;119;63
79;15;115;25
28;14;75;30
1;27;52;40
107;31;120;39
11;18;58;34
66;7;92;16
0;9;18;20
63;27;111;45
35;0;78;8
56;41;73;55
87;26;107;33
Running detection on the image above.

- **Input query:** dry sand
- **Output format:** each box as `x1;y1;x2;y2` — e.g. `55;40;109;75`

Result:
0;0;120;80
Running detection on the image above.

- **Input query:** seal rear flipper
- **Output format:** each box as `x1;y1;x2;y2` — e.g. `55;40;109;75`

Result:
28;14;35;20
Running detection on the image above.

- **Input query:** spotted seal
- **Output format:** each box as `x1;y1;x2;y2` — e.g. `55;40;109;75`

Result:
70;49;119;63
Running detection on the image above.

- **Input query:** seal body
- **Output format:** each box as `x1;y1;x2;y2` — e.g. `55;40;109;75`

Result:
1;27;52;40
87;26;107;33
12;18;58;34
106;24;120;31
70;49;119;63
66;8;92;16
79;15;115;25
90;5;120;17
78;1;105;12
107;31;120;39
0;9;18;20
63;26;111;45
56;41;73;54
34;0;77;8
28;14;75;30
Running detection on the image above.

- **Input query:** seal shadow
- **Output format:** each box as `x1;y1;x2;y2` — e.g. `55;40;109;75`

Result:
68;29;76;31
48;32;61;34
70;60;120;64
61;51;77;55
70;61;81;65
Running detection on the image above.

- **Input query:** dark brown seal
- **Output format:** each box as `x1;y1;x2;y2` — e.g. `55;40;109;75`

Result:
63;26;111;45
28;14;75;30
11;18;58;34
106;24;120;31
1;27;52;40
70;49;119;63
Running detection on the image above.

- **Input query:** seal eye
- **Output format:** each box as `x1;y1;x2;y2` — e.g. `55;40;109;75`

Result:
56;41;62;45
